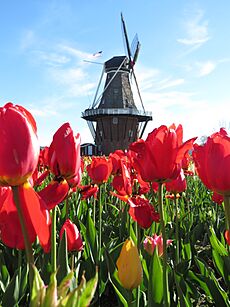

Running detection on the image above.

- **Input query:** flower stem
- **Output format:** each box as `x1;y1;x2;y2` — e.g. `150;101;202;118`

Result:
135;222;141;307
127;290;133;307
99;184;103;262
158;182;169;307
93;196;96;225
174;194;180;265
12;186;34;292
51;207;57;273
224;196;230;230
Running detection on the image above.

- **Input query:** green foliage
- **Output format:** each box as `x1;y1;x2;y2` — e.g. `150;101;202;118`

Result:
0;173;230;305
30;266;98;307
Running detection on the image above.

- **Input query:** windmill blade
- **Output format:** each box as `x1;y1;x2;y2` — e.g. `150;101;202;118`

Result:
121;13;132;63
132;69;146;112
132;40;141;65
131;34;141;62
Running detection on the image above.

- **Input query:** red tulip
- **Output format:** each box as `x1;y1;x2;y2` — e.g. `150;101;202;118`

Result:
182;151;194;176
39;146;49;169
87;156;113;184
0;103;40;186
38;179;69;210
128;196;160;229
165;169;187;194
79;184;99;200
0;103;51;252
109;150;126;174
112;162;132;197
225;230;230;245
129;124;196;183
48;123;81;187
212;192;224;205
0;182;51;251
60;219;83;252
193;128;230;196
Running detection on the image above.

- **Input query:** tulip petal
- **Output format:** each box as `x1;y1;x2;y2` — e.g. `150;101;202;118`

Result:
38;179;69;210
0;187;36;249
18;182;51;250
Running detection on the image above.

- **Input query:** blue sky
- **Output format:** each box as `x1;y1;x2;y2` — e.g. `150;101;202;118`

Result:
1;1;230;146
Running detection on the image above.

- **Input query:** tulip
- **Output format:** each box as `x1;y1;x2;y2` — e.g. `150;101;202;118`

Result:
48;123;82;187
0;182;51;251
112;162;132;197
128;196;160;229
193;128;230;196
87;156;113;184
165;169;187;194
225;230;230;245
109;149;126;174
129;124;196;183
143;234;172;256
60;219;83;252
193;128;230;246
0;103;40;186
79;184;99;200
212;192;224;205
0;103;51;251
116;238;142;290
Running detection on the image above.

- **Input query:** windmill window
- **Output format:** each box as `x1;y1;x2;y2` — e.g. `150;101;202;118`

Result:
113;89;119;94
113;117;118;124
99;130;103;137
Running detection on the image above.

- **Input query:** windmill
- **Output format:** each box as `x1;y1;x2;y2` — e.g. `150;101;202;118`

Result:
81;13;152;156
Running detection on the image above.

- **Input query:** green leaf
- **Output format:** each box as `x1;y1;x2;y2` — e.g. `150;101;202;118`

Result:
57;271;74;299
190;257;230;305
57;229;71;285
212;250;225;280
0;265;10;292
77;270;98;307
148;249;163;306
174;272;192;307
109;278;128;307
30;265;46;307
43;272;58;307
130;223;137;246
18;264;29;302
2;268;20;307
104;248;129;305
86;212;98;264
208;226;228;256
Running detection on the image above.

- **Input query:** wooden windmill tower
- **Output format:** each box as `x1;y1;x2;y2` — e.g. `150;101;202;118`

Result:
82;14;152;155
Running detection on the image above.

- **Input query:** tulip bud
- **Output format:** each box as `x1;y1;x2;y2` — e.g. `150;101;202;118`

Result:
60;219;83;252
0;103;40;186
225;230;230;245
116;238;142;290
143;234;173;257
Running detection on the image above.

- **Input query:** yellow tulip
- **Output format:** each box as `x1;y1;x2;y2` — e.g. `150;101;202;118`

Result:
116;238;143;290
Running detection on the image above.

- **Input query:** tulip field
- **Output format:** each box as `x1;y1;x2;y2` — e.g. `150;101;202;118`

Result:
0;103;230;306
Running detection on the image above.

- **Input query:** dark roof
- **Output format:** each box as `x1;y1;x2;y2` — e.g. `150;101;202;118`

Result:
105;56;129;71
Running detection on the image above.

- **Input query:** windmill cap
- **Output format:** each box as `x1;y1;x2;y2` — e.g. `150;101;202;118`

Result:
105;56;130;72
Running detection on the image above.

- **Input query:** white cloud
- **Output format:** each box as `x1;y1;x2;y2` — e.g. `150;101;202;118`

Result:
197;61;216;77
154;78;185;91
177;9;210;51
34;51;70;66
58;45;100;62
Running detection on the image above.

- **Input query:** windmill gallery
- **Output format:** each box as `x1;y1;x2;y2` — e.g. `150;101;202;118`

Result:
81;14;152;156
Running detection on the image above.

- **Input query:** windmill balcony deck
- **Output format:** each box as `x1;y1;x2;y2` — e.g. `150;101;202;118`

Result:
82;108;152;122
